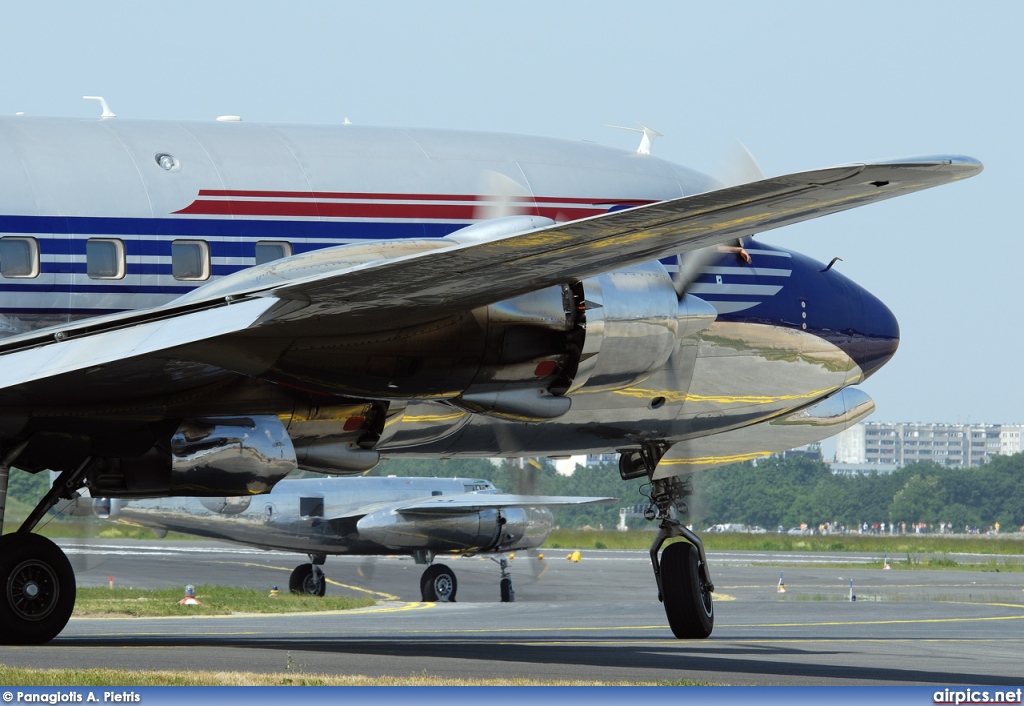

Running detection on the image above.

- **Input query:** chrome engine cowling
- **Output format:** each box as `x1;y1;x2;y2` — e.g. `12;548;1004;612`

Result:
87;415;297;497
355;504;552;552
567;263;692;393
91;497;122;519
170;416;297;494
453;262;716;417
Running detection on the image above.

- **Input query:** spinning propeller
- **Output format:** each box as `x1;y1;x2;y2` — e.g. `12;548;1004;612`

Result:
672;141;766;298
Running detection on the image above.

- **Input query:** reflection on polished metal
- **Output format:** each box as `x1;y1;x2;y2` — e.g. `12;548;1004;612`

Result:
653;387;875;479
452;389;572;421
356;505;553;553
569;263;690;394
170;416;297;495
444;215;557;245
292;439;380;474
173;238;450;306
0;114;980;645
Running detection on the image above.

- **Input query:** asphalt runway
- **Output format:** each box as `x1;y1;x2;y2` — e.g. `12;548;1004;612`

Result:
3;539;1023;685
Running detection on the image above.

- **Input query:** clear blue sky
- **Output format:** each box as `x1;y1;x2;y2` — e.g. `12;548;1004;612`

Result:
1;1;1019;424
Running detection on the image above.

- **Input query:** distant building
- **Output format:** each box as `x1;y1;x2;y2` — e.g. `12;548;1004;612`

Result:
783;442;822;461
835;422;1024;468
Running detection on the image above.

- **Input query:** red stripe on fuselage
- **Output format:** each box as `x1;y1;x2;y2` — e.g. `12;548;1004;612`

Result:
194;189;653;207
173;190;655;218
174;200;608;220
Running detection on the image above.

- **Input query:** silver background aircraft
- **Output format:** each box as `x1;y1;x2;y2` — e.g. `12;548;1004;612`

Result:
71;475;613;603
0;113;981;643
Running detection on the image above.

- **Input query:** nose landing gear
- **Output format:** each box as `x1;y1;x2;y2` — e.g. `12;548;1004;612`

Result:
645;475;714;638
622;443;715;639
494;557;514;603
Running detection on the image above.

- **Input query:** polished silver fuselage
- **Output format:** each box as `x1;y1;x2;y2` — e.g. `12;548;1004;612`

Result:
0;117;897;472
104;476;554;556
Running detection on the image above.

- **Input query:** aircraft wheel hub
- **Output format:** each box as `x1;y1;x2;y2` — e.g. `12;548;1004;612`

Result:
434;575;453;600
7;559;60;622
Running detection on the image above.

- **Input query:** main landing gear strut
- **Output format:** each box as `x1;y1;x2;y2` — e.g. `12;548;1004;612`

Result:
414;551;457;602
418;557;515;603
413;550;515;603
0;452;89;645
623;444;715;639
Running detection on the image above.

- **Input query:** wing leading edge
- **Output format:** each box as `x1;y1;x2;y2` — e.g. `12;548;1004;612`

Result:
389;494;617;516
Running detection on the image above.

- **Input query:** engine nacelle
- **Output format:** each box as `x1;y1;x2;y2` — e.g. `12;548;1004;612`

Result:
170;416;297;494
568;263;686;393
450;261;716;417
87;415;297;497
263;256;712;417
356;505;554;552
92;497;122;519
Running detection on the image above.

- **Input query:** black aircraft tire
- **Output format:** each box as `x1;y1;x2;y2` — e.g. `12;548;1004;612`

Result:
499;577;514;603
420;564;457;603
0;533;77;645
661;542;714;639
288;564;325;596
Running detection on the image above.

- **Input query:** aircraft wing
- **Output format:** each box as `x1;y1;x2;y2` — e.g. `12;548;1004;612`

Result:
267;157;981;325
0;156;981;399
389;493;617;516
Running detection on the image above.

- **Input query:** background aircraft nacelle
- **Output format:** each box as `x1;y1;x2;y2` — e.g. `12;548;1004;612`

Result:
356;504;555;552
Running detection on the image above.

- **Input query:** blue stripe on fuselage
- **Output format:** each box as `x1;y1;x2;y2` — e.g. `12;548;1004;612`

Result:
0;215;462;240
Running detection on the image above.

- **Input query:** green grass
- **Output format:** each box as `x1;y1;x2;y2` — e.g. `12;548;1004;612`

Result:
545;529;1024;555
753;557;1024;572
2;513;201;541
73;585;374;617
0;664;712;686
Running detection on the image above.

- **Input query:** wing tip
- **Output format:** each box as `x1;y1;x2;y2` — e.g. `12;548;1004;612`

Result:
869;154;984;178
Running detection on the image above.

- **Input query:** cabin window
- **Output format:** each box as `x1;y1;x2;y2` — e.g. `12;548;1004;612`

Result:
86;238;126;279
172;240;210;281
255;240;292;265
0;237;40;278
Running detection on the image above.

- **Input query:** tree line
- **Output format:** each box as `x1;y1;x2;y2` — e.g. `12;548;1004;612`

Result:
7;451;1023;533
366;454;1024;533
692;454;1024;533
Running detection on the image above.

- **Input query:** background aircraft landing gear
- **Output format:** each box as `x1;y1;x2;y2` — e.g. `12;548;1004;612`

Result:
0;533;77;645
288;562;326;596
420;563;457;602
642;474;715;639
494;557;514;602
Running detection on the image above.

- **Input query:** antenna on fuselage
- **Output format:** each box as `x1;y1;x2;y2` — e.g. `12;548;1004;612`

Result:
605;122;663;155
83;96;116;118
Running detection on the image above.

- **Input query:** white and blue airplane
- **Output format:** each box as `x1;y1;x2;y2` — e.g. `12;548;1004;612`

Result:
0;102;981;643
63;474;614;604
